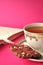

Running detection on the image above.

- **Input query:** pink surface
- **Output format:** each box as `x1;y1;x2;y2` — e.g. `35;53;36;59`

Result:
0;0;43;65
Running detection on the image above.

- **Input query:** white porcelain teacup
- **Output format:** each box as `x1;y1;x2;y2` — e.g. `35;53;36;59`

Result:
24;23;43;54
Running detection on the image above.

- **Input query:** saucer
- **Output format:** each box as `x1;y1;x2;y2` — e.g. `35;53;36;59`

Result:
18;39;43;62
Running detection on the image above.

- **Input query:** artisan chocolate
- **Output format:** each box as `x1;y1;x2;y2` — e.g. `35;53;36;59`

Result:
9;44;42;59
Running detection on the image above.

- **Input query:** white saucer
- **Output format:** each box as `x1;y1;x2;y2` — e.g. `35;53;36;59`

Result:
18;39;43;62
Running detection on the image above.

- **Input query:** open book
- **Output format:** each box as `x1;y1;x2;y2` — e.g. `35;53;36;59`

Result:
0;26;23;44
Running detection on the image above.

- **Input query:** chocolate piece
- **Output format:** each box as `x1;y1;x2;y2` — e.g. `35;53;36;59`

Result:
8;31;24;41
9;44;42;59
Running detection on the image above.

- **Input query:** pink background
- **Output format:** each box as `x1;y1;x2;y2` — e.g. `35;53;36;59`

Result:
0;0;43;65
0;0;43;28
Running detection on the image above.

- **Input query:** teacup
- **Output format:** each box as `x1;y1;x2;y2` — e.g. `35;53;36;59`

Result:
24;23;43;54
